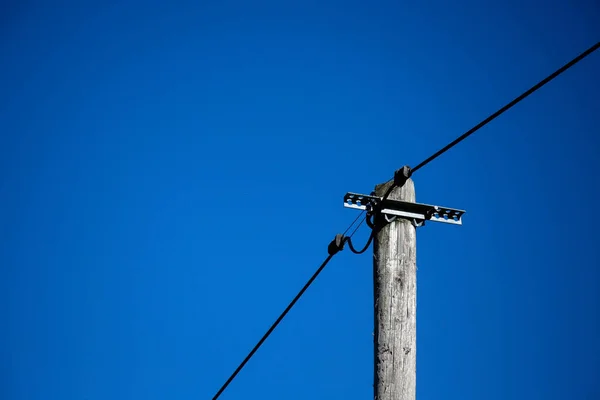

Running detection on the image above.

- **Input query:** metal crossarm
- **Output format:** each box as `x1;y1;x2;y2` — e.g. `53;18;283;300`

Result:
343;192;465;225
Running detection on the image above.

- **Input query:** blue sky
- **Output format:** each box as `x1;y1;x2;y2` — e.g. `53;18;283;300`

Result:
1;1;599;399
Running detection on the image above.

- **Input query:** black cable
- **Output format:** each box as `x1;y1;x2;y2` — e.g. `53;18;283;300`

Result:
348;213;367;238
381;182;396;201
212;253;334;400
349;41;600;259
343;210;365;236
347;213;378;254
211;40;600;400
211;212;366;400
347;230;375;254
410;41;600;174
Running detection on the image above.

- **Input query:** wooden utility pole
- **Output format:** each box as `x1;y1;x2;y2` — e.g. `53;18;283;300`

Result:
373;179;417;400
344;171;462;399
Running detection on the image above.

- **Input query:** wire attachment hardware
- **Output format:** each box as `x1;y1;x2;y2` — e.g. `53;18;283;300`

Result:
394;165;412;187
327;234;346;256
343;192;465;226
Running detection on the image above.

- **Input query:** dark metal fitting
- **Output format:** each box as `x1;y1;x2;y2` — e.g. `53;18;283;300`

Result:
328;233;346;256
393;165;412;187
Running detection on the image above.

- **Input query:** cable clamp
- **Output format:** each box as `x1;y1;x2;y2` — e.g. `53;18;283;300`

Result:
327;233;346;256
393;165;412;188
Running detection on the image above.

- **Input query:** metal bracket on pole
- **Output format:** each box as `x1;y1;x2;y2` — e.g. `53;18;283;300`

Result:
343;192;465;226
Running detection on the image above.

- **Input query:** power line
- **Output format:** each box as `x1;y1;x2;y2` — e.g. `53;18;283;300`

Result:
347;229;375;254
410;41;600;174
347;212;366;238
364;41;600;248
211;255;334;400
211;216;360;400
343;210;366;236
346;214;377;254
211;40;599;399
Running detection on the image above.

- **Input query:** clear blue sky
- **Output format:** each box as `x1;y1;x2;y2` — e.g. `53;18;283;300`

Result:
2;1;599;399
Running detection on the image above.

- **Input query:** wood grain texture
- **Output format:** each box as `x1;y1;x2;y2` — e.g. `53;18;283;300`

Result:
373;179;416;400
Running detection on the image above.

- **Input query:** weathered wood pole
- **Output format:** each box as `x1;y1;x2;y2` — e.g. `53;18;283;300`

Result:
373;179;417;400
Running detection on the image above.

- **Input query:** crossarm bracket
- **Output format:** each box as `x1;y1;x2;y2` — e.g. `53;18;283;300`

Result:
343;192;465;226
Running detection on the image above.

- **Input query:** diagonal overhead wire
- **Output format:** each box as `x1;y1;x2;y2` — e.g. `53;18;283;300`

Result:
410;41;600;174
211;213;364;400
210;40;599;400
